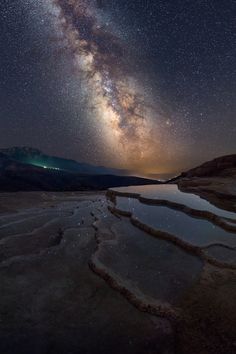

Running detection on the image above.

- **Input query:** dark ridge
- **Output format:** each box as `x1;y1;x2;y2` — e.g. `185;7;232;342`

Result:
0;146;129;176
180;154;236;178
0;151;159;191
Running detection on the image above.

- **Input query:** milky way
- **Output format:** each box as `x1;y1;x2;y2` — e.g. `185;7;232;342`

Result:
1;0;235;175
51;0;173;172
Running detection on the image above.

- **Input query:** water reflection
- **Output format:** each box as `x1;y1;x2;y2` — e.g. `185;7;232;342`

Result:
111;184;236;221
115;196;236;248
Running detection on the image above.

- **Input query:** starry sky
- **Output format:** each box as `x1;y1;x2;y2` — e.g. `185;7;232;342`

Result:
0;0;235;175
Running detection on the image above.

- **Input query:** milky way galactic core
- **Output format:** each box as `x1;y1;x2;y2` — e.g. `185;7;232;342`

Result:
50;0;177;172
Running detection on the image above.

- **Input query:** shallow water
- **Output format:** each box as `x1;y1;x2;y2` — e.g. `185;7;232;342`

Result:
96;219;203;305
115;197;236;248
111;184;236;221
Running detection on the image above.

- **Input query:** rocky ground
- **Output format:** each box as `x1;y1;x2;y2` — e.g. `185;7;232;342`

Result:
0;192;173;354
0;190;236;354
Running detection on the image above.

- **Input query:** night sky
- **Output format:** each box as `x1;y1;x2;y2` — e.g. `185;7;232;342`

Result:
0;0;235;175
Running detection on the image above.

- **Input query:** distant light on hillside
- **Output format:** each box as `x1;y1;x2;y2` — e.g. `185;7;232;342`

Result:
42;165;60;171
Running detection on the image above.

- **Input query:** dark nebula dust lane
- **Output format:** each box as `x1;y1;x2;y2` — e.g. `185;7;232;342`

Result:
51;0;174;172
0;0;235;175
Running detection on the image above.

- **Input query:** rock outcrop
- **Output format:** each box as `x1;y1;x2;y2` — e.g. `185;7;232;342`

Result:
180;154;236;178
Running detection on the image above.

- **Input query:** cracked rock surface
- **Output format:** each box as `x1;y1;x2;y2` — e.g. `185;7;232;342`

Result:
1;189;236;354
0;192;174;354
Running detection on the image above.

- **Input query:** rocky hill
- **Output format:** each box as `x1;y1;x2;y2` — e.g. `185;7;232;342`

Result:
175;154;236;211
180;154;236;178
0;147;129;176
0;150;158;191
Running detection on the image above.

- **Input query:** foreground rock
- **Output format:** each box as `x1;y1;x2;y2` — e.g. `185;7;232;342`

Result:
1;191;236;354
0;192;173;354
